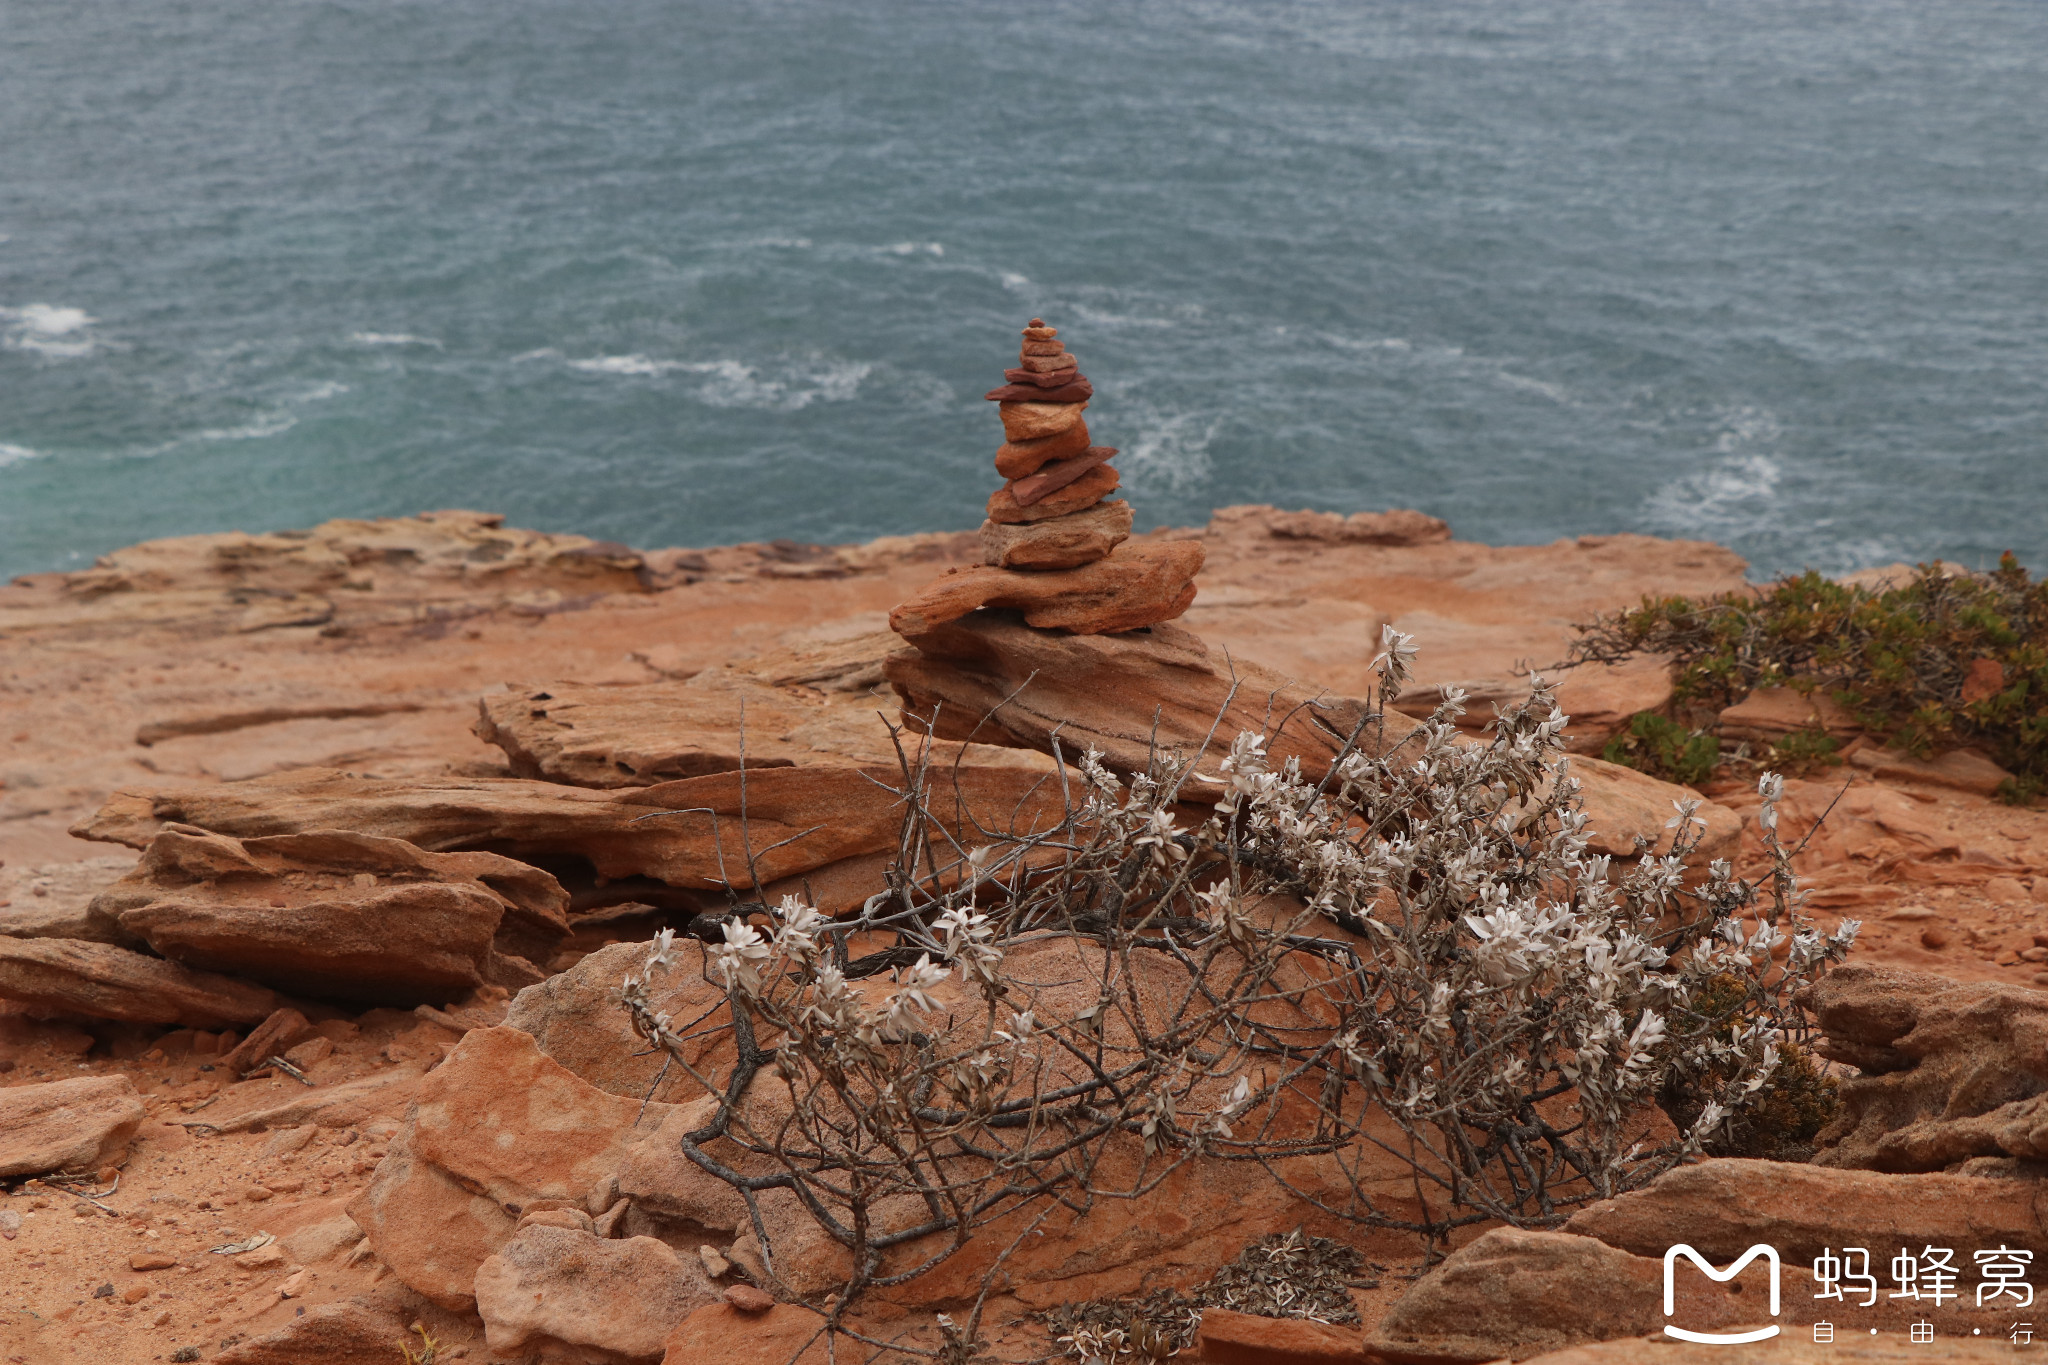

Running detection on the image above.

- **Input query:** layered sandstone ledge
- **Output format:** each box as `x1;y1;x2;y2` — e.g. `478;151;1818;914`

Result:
3;507;2047;1365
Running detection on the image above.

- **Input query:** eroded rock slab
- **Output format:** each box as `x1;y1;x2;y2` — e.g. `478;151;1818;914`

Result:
351;1026;676;1310
212;1300;413;1365
1561;1157;2045;1263
887;612;1738;862
81;824;566;1004
1798;964;2048;1171
0;1075;148;1178
476;672;814;789
1371;1224;1947;1363
475;1225;719;1364
506;939;734;1104
889;539;1204;636
0;936;283;1027
75;764;1069;912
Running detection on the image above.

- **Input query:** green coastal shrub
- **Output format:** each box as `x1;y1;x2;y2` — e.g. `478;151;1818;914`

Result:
1573;554;2048;799
1602;711;1720;786
1768;726;1843;774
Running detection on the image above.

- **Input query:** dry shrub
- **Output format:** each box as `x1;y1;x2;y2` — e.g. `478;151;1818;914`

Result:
618;629;1856;1361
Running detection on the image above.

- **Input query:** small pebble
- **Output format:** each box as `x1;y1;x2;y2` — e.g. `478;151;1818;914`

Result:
724;1283;774;1313
122;1285;150;1304
244;1185;273;1202
1920;927;1950;950
130;1252;178;1271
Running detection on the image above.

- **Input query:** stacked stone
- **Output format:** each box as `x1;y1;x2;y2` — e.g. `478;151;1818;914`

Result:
888;319;1204;638
976;319;1132;570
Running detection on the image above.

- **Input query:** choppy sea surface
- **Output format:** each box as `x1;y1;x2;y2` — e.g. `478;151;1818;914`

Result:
3;0;2044;582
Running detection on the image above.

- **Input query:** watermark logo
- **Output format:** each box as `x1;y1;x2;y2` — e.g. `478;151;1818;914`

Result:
1663;1243;1781;1345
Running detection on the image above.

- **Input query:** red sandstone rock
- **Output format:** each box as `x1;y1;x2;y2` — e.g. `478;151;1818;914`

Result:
889;540;1204;637
91;823;570;982
1561;1156;2045;1263
994;422;1092;479
75;765;1069;910
1000;445;1119;508
1370;1224;1938;1362
347;1129;514;1310
982;379;1093;403
211;1300;413;1365
1795;964;2048;1171
505;939;735;1104
1000;366;1082;386
985;462;1121;524
978;501;1133;569
997;400;1087;442
663;1303;830;1365
1715;685;1861;743
1259;506;1452;547
1014;352;1079;375
723;1284;774;1312
0;1075;147;1178
1197;1308;1363;1365
887;611;1739;863
474;1225;718;1363
1847;743;2014;796
122;881;535;1005
351;1026;679;1309
218;1006;314;1076
0;935;284;1027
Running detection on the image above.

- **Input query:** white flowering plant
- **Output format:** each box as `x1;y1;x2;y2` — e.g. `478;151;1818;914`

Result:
616;626;1853;1358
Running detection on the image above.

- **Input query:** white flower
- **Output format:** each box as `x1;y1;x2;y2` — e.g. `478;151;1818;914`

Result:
880;955;949;1039
710;919;772;994
645;927;678;971
1371;624;1419;700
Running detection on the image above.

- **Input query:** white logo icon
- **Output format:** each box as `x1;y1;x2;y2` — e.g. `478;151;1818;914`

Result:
1663;1243;1782;1344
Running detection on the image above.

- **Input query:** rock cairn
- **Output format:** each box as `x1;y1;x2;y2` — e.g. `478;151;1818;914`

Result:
889;320;1204;637
977;319;1129;570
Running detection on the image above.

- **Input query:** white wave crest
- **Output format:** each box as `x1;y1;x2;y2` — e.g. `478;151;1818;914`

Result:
563;353;871;409
3;303;98;358
295;380;350;402
568;354;684;376
191;413;299;445
350;331;442;348
0;442;46;468
687;359;871;410
1495;371;1571;403
1119;411;1217;492
1644;451;1783;537
884;242;944;257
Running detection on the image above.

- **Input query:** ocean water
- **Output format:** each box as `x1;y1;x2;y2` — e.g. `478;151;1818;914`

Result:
3;0;2044;583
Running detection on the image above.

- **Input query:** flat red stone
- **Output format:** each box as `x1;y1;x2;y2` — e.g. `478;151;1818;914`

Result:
1004;446;1117;506
983;379;1092;403
1004;365;1080;385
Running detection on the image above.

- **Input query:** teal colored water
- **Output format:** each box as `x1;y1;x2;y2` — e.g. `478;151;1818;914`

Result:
3;1;2044;581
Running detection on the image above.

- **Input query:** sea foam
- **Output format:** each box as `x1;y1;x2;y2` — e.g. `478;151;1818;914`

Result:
3;304;98;358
